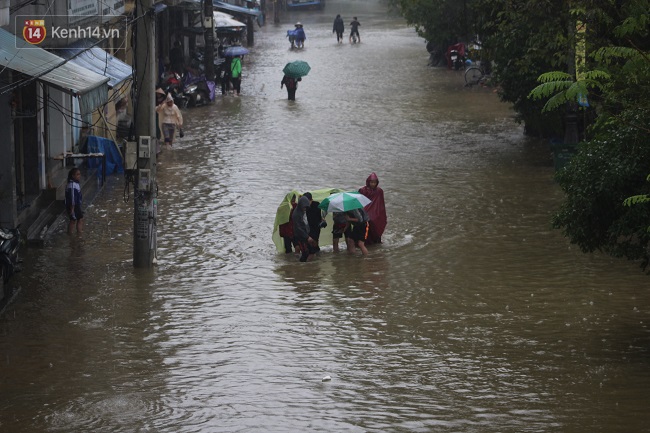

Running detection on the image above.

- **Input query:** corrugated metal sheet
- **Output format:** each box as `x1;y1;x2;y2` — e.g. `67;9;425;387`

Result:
212;1;260;17
58;40;132;89
0;28;109;114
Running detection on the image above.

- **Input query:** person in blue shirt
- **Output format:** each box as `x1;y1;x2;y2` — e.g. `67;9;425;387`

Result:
65;167;84;235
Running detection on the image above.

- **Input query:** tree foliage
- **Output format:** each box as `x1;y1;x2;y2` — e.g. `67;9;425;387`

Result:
552;108;650;268
534;0;650;270
393;0;477;51
393;0;650;269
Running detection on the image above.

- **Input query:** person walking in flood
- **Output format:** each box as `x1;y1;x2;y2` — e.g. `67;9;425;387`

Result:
292;195;318;262
279;194;300;254
349;17;361;43
303;192;326;252
358;172;387;244
281;75;301;100
333;14;345;44
344;207;369;256
156;93;183;148
294;22;306;48
65;167;84;235
230;55;242;96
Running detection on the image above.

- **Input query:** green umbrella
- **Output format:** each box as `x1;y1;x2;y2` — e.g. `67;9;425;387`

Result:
282;60;311;78
318;192;371;213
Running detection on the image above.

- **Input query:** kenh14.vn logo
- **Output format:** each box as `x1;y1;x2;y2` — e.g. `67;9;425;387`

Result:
17;16;126;49
23;19;46;44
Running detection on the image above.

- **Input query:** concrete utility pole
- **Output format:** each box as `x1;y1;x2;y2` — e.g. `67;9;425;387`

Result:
203;0;215;80
133;0;157;268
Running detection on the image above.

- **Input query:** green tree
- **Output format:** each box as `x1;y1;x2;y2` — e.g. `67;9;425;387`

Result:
529;0;650;269
393;0;476;62
394;0;571;136
472;0;574;136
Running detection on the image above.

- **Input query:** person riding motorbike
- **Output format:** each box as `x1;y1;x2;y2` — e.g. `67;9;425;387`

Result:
294;23;306;48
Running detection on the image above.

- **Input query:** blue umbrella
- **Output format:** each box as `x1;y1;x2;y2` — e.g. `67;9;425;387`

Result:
223;46;249;57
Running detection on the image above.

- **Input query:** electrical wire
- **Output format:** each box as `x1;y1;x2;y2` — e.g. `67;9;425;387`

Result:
0;8;146;95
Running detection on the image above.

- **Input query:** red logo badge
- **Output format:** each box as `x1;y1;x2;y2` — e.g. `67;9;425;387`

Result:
23;20;46;45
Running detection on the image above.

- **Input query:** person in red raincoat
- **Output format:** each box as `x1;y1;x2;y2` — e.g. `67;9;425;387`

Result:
358;172;387;244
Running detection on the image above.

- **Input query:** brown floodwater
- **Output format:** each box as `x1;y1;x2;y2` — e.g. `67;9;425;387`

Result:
2;1;649;432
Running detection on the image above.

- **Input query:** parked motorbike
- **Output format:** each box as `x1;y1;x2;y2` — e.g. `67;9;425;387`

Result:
159;71;189;108
449;49;465;70
447;43;466;70
0;226;22;304
183;71;216;107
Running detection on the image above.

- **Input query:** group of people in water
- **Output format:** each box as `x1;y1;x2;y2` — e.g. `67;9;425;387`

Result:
333;15;361;44
287;15;362;50
279;173;387;262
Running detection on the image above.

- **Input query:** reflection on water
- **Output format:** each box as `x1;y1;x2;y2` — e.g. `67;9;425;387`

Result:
2;1;650;432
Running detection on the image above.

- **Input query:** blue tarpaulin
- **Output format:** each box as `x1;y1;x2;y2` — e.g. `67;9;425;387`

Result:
86;136;124;178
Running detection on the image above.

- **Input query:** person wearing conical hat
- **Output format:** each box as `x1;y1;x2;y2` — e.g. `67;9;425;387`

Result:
294;22;306;48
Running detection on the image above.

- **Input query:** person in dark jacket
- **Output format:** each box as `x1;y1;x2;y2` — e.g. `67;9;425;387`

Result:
349;17;361;43
303;192;326;252
281;75;301;100
292;195;318;262
333;14;345;44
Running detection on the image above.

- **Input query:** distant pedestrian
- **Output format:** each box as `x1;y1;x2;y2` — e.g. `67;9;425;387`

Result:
169;39;184;74
333;14;344;44
154;87;166;149
281;75;301;100
65;168;84;235
349;17;361;43
294;22;306;48
220;57;231;95
230;55;242;96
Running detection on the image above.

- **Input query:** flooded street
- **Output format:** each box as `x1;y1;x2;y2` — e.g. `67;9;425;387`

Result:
2;1;650;431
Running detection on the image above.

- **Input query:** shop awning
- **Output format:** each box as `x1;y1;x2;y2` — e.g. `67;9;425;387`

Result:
0;28;109;114
58;40;132;89
212;1;260;17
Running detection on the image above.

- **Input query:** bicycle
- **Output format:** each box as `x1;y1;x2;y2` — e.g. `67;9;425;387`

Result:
464;63;490;86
